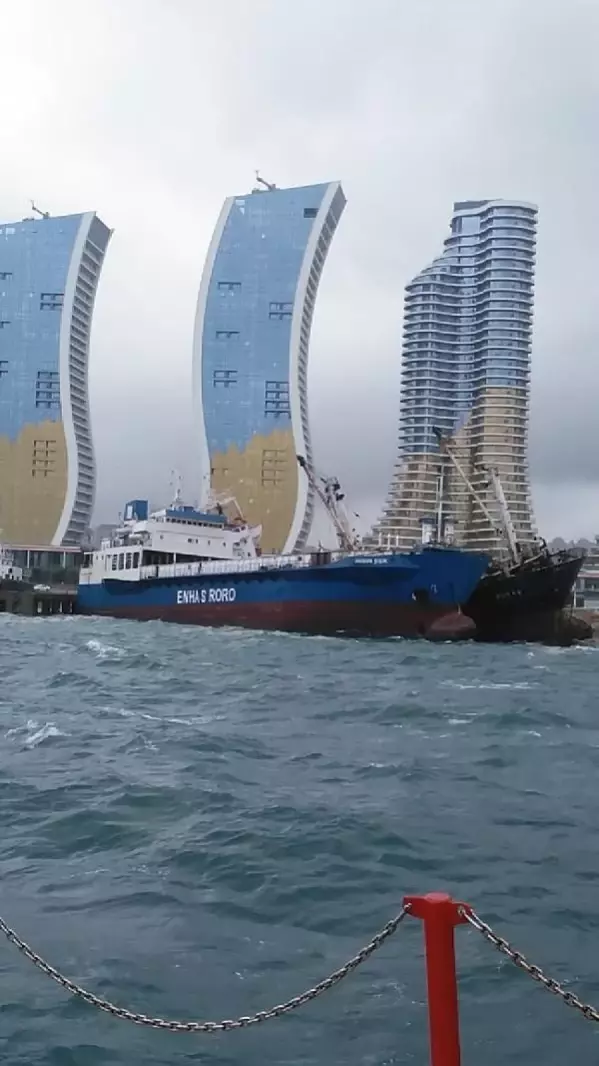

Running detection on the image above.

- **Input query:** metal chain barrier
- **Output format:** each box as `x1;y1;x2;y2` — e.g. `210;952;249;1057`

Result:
461;907;599;1023
0;905;410;1033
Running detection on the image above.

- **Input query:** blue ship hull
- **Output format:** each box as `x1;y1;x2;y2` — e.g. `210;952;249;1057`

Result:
77;548;489;639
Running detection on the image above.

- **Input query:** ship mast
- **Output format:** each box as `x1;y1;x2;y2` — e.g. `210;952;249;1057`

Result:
486;466;520;564
436;458;446;543
169;469;184;509
296;456;359;553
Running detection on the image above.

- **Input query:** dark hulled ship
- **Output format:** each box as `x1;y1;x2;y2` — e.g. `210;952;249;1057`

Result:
430;430;591;645
463;547;589;645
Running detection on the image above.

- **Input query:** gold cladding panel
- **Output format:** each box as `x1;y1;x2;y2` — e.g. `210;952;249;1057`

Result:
210;427;298;554
0;420;68;544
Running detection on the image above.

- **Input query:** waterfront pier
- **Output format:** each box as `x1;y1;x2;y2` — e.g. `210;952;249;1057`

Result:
0;584;76;617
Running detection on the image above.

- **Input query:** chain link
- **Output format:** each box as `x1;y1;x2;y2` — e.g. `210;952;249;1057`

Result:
461;907;599;1023
0;905;410;1033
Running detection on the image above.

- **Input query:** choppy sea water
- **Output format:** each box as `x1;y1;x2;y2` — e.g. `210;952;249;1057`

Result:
1;616;599;1065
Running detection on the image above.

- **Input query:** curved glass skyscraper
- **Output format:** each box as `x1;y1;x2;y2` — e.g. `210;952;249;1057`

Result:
373;199;538;555
0;212;111;546
194;181;346;554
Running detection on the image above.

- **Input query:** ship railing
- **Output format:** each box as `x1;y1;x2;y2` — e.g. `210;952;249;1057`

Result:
2;890;597;1063
96;549;379;587
138;553;319;582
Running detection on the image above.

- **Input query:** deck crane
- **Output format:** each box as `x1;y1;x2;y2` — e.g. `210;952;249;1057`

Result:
296;455;360;553
433;428;521;566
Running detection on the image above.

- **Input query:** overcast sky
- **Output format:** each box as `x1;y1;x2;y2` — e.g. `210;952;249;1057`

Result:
2;0;598;540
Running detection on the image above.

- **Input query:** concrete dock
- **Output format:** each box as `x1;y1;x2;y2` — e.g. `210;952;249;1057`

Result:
0;583;76;617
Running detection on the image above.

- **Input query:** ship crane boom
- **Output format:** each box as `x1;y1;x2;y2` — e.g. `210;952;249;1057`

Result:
296;456;359;553
433;428;521;565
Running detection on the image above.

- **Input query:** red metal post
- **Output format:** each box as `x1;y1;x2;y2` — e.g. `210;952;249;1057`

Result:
404;892;471;1066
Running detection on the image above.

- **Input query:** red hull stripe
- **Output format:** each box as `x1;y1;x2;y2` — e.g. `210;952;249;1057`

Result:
79;600;462;638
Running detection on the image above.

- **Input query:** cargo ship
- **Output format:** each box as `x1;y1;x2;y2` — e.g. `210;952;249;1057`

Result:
77;487;489;640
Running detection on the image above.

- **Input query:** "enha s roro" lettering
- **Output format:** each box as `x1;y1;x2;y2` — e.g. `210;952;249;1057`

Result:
176;587;236;606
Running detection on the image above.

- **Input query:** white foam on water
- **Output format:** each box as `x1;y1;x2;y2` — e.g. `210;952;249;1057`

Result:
442;679;537;690
110;706;218;727
543;644;599;655
6;718;41;739
5;721;30;738
24;721;66;748
138;711;195;726
485;681;537;690
85;639;127;661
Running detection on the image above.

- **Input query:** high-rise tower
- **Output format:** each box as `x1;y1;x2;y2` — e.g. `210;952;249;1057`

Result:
0;212;111;546
193;180;346;554
373;199;538;555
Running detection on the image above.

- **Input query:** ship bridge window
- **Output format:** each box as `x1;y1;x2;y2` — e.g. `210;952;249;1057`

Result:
133;552;139;567
118;554;124;571
125;553;132;570
111;554;117;571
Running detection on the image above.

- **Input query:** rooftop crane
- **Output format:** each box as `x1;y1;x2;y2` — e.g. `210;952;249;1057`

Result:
254;170;277;192
30;200;50;219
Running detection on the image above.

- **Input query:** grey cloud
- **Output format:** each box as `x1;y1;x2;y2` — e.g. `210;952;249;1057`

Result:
2;0;598;541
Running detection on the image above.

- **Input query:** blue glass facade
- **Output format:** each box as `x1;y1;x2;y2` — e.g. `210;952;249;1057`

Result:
0;212;110;546
194;181;346;553
374;200;538;554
